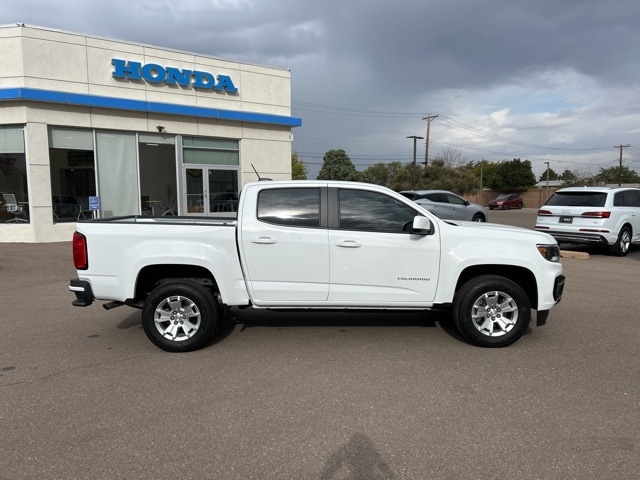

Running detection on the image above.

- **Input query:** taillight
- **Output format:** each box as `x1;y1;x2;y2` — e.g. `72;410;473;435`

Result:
73;232;88;270
581;211;611;218
537;209;552;216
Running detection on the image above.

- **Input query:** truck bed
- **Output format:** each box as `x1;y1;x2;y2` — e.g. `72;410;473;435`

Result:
80;215;238;226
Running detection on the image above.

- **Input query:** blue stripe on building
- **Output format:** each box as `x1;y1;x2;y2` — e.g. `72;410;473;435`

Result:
0;88;302;127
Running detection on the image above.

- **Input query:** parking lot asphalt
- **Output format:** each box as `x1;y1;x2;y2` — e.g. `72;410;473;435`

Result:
1;210;639;479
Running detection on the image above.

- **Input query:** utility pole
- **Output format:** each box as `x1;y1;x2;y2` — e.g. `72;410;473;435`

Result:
421;114;438;166
614;145;630;186
478;166;483;205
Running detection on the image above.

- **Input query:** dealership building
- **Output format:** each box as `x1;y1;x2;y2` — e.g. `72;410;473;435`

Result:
0;24;301;242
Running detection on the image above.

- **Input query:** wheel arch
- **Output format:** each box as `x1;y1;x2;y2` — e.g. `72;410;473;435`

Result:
135;264;220;303
455;265;538;308
620;221;633;236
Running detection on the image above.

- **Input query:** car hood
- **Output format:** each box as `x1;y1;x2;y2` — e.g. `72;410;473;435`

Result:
438;219;557;244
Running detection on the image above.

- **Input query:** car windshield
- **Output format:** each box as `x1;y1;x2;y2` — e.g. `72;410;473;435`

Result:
545;192;607;207
495;194;510;200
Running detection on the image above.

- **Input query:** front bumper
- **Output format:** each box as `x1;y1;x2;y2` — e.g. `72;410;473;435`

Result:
69;278;94;307
537;274;565;327
554;274;565;302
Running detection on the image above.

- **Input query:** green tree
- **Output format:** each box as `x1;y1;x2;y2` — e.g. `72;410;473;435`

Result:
291;152;308;180
418;159;479;194
361;161;403;187
559;169;576;182
317;149;361;181
539;167;559;182
387;160;480;194
595;165;640;184
388;163;416;191
471;160;499;190
489;158;536;191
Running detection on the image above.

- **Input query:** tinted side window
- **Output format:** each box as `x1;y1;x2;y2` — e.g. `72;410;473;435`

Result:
618;190;640;207
426;193;447;203
445;193;465;205
258;188;320;227
338;189;417;233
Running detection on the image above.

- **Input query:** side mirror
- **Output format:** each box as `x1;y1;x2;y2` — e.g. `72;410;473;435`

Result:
412;216;433;235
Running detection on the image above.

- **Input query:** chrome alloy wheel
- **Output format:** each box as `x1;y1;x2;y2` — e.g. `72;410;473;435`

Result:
153;295;202;341
470;290;518;337
619;229;631;255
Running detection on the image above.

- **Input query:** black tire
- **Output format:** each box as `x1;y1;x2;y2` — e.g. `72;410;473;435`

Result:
517;202;523;209
471;213;486;222
608;226;631;257
501;204;507;210
452;275;531;347
142;280;219;352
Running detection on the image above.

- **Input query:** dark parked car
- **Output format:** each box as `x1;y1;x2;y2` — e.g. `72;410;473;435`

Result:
399;190;486;222
489;193;523;210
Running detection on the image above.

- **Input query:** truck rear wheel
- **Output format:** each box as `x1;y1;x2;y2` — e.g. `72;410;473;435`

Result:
452;275;530;347
142;280;218;352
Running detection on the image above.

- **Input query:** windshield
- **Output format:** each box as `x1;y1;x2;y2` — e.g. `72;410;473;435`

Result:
545;192;606;207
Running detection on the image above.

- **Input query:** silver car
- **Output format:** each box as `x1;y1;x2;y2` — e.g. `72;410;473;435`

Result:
400;190;486;222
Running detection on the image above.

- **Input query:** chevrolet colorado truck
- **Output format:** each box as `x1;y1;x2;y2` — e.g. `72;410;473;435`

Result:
69;181;565;351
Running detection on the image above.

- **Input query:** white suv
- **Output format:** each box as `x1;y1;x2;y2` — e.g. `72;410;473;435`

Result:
535;186;640;256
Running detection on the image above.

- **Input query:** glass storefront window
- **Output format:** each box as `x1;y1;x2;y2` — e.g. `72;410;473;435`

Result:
49;128;96;222
0;126;29;223
182;136;239;216
139;134;177;215
96;131;138;217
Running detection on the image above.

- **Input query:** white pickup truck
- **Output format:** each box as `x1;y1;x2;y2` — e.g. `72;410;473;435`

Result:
69;181;565;351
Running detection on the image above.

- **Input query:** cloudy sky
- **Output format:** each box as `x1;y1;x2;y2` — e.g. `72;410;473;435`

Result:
3;0;640;180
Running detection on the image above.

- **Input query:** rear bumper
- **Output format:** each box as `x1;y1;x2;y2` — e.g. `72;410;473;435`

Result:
540;229;610;246
69;278;94;307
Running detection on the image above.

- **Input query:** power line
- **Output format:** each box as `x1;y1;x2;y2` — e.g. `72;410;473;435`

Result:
436;114;611;152
291;100;634;174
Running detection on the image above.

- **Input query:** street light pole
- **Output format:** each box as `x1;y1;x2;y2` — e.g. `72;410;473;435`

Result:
407;135;424;190
544;161;550;201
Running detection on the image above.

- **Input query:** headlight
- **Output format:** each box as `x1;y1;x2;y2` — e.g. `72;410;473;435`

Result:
537;244;560;262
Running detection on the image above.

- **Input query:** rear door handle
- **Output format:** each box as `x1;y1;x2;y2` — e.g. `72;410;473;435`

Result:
251;236;277;244
336;240;362;248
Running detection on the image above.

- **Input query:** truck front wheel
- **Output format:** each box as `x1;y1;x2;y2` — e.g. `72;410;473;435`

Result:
142;280;218;352
453;275;530;347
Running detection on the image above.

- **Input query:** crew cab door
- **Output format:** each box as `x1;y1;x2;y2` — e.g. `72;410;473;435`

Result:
238;185;330;304
327;187;440;305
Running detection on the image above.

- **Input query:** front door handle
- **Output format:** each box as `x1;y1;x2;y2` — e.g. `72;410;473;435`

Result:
335;240;362;248
251;236;277;244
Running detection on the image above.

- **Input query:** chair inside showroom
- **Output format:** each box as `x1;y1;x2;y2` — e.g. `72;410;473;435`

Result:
76;196;94;220
160;198;177;216
141;195;153;215
2;193;28;222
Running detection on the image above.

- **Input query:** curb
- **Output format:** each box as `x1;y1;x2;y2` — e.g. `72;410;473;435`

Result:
560;250;590;260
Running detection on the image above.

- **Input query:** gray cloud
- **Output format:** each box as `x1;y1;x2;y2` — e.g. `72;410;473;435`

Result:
3;0;640;177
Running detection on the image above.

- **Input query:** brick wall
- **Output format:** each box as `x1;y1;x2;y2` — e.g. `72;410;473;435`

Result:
463;188;561;209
